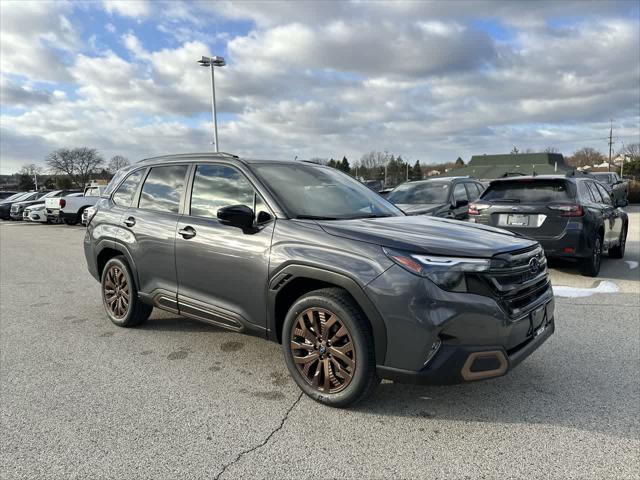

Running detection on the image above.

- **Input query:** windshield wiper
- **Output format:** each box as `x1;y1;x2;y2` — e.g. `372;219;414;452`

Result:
492;198;521;203
295;215;339;220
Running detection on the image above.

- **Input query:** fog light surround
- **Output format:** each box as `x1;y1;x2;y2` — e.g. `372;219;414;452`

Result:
423;339;442;367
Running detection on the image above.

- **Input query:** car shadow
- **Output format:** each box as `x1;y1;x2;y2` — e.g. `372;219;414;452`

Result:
352;358;637;441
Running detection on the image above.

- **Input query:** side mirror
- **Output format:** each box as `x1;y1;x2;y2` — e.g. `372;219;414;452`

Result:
217;205;254;229
455;199;469;208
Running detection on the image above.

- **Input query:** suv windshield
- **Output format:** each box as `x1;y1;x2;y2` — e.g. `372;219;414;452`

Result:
482;179;573;203
253;163;403;219
387;182;450;204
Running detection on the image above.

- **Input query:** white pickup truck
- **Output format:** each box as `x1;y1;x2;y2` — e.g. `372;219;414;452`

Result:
46;185;105;225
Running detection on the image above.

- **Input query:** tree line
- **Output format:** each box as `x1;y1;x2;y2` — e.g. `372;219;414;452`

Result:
12;148;130;190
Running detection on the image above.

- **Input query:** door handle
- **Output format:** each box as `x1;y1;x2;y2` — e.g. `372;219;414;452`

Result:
178;226;196;239
124;216;136;227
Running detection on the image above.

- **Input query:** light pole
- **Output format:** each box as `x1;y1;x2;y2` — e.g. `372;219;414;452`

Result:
198;55;226;152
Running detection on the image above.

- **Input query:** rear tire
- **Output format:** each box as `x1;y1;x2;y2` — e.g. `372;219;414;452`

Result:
282;288;379;408
580;232;603;277
63;215;78;225
101;256;152;327
609;225;627;259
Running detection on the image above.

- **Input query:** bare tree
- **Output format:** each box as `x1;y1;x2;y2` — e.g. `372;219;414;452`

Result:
566;147;606;168
620;143;640;161
108;155;130;173
46;147;104;188
20;163;44;176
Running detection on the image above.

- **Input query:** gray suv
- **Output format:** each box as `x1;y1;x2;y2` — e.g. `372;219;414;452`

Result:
85;153;555;407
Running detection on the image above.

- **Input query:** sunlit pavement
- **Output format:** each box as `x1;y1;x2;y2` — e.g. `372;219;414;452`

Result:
1;211;638;479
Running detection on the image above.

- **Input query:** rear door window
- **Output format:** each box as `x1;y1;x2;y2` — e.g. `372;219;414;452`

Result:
138;165;188;213
578;181;596;203
464;182;481;201
482;180;572;203
595;182;612;206
453;183;468;205
113;170;144;207
586;182;604;204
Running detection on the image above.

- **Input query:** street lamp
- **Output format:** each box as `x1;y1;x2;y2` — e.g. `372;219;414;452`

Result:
198;55;226;152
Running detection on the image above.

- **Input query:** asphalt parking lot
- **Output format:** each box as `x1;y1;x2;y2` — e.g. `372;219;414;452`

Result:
1;209;639;479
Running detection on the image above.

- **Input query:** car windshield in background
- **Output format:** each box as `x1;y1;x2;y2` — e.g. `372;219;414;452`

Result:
387;182;450;204
2;192;28;202
254;164;403;219
482;180;573;203
591;173;615;184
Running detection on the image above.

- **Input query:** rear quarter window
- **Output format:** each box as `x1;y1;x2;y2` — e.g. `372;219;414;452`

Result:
482;180;574;203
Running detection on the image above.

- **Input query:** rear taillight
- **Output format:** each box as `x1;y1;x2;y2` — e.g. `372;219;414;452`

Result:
59;199;66;208
548;204;583;217
468;202;489;215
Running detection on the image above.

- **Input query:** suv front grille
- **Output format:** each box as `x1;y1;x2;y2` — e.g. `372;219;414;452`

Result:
469;244;552;320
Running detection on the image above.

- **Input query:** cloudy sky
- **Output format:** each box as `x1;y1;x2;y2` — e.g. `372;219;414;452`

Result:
1;0;639;174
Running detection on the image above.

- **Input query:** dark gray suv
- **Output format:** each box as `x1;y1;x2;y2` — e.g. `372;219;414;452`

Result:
85;153;555;407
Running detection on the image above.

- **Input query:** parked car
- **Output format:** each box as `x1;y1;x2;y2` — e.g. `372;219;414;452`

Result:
387;177;485;219
45;192;83;223
362;179;384;192
590;172;628;207
10;190;77;220
54;186;104;225
0;192;35;219
469;174;628;277
0;191;18;200
85;154;554;407
23;204;49;223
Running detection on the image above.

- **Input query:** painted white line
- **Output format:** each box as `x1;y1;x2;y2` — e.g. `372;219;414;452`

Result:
553;281;620;298
625;260;639;270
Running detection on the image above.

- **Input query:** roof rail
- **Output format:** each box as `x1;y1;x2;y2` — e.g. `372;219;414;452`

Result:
501;172;525;177
216;152;239;158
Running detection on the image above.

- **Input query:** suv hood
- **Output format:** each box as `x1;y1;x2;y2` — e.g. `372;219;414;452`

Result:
395;203;446;216
317;215;536;257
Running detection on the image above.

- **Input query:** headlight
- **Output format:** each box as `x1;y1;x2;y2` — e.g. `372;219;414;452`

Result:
383;247;490;292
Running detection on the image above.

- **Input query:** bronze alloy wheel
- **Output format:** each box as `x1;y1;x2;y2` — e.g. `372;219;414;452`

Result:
290;307;356;394
104;265;130;319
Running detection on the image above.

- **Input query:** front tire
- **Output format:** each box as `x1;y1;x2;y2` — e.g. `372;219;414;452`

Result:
580;232;603;277
282;288;379;408
101;256;152;327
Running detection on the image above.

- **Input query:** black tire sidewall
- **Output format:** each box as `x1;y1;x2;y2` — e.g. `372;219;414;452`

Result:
101;257;137;327
282;292;375;408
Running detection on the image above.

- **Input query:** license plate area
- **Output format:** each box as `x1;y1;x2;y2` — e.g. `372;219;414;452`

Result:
530;305;547;337
507;214;529;227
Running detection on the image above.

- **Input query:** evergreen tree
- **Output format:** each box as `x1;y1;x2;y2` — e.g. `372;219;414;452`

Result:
411;160;423;180
339;156;350;174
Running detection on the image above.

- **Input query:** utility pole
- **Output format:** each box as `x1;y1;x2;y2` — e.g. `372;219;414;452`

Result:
607;119;614;172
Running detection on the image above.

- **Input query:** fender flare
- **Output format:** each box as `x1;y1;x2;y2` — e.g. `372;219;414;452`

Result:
267;264;387;364
95;239;141;291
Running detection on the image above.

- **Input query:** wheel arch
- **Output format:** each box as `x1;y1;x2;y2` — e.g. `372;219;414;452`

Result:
95;241;140;290
268;264;387;364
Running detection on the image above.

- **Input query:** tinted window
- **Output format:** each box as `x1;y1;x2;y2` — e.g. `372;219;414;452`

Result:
387;182;450;204
113;170;144;207
139;165;187;213
253;164;401;219
578;181;596;203
464;182;481;201
482;180;573;203
595;182;612;205
586;182;604;203
453;183;468;204
190;164;255;218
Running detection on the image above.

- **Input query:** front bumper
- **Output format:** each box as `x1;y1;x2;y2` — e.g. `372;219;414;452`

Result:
10;210;24;219
377;318;554;384
366;264;555;382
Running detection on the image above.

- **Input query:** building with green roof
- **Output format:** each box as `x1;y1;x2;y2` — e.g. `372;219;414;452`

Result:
437;153;572;180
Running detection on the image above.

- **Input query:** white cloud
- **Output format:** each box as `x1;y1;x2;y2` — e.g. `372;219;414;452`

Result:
103;0;150;18
0;1;639;174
